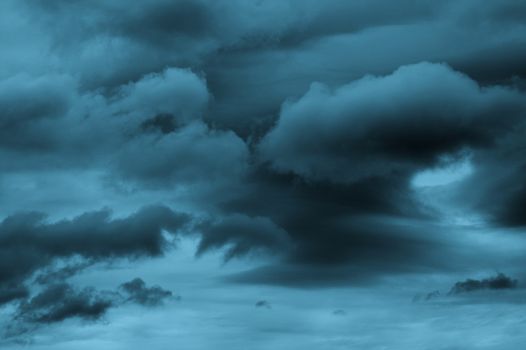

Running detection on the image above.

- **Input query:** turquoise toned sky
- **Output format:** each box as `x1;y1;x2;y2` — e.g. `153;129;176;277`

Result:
1;1;526;348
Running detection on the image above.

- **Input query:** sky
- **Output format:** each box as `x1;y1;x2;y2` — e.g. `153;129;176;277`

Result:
1;0;526;348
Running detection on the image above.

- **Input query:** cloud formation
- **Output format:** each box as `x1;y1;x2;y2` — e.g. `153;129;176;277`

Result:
449;273;519;295
4;277;174;338
15;283;113;325
0;206;189;293
196;214;291;261
0;0;526;332
259;62;525;183
120;278;173;306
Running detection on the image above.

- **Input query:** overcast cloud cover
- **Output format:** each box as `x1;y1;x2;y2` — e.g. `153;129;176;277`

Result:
1;0;526;348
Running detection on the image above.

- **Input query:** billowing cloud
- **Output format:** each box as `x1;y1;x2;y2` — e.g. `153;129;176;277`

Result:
259;62;525;183
114;121;249;188
1;1;526;345
111;68;209;124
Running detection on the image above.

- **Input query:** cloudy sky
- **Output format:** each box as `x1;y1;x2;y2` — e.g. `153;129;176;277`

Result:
1;0;526;348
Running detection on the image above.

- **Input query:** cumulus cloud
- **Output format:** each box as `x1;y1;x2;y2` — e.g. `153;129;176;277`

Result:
259;62;525;183
111;68;209;124
114;121;249;187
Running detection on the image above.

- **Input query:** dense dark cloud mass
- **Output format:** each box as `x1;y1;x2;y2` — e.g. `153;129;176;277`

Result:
0;0;524;284
0;206;189;291
1;0;526;342
455;128;526;226
259;62;525;183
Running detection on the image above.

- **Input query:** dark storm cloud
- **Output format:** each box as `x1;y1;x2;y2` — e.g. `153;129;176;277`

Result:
219;0;446;52
218;159;462;286
205;1;526;134
2;0;454;116
214;62;525;284
18;0;215;89
0;285;29;305
104;69;249;189
31;0;215;44
0;74;74;151
0;66;250;195
35;262;93;286
115;122;249;188
111;67;209;123
196;214;291;261
120;278;172;307
0;67;212;169
0;206;190;292
5;278;174;334
258;62;525;183
106;71;249;192
15;283;114;325
5;0;526;108
478;164;526;228
452;44;526;87
0;0;525;293
106;0;213;43
454;125;526;227
499;183;526;227
449;273;519;295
